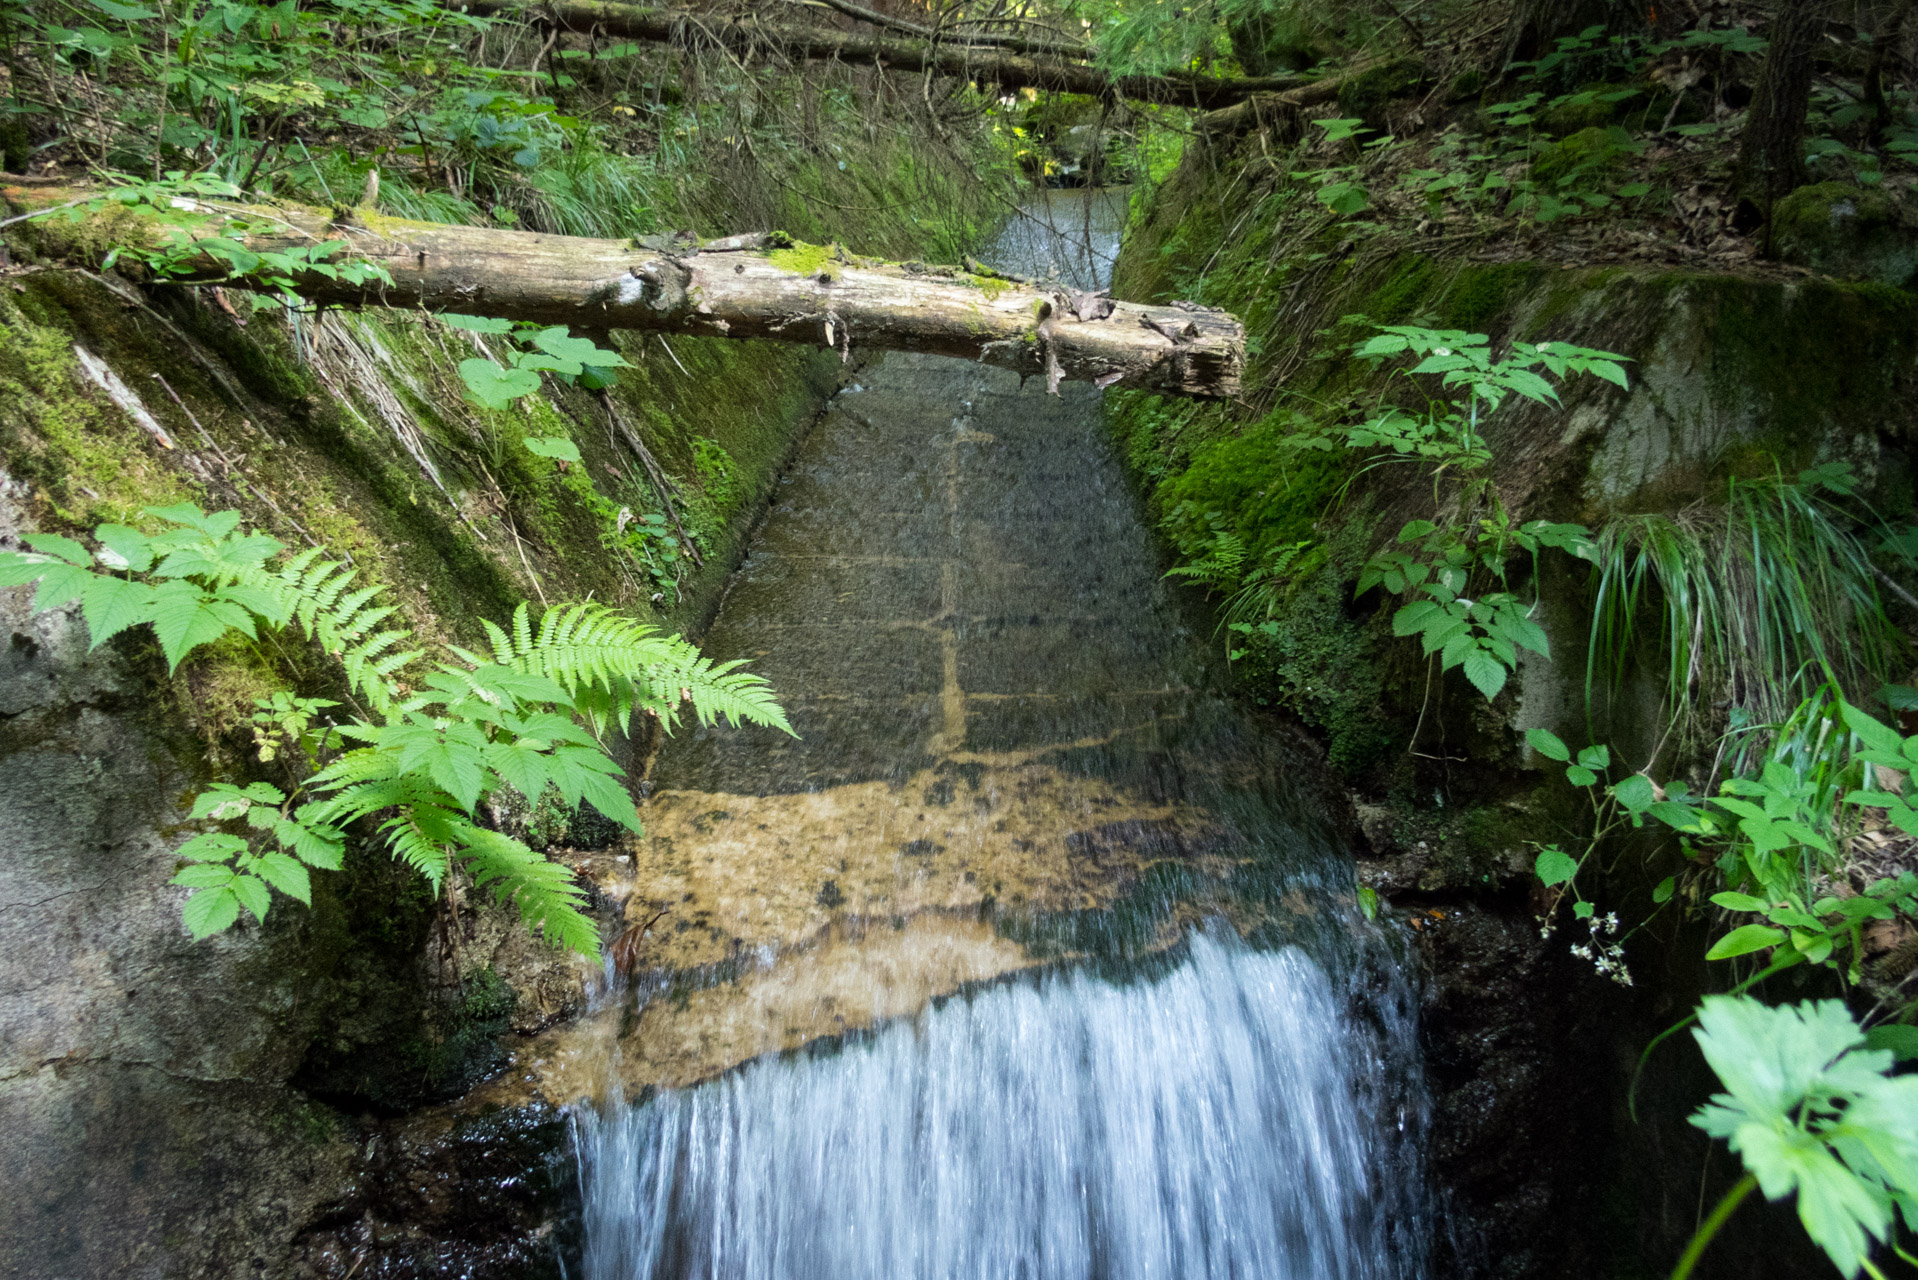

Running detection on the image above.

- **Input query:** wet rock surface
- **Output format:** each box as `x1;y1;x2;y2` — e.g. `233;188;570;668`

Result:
289;1101;581;1280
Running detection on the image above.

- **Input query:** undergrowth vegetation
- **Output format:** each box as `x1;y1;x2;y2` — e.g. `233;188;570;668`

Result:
0;503;789;957
1101;3;1918;1271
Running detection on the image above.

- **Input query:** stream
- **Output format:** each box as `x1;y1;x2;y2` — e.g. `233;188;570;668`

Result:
563;188;1433;1279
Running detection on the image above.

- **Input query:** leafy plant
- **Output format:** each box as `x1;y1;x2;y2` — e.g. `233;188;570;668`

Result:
1527;697;1918;992
1674;996;1918;1280
0;504;790;957
438;312;628;409
1333;326;1626;701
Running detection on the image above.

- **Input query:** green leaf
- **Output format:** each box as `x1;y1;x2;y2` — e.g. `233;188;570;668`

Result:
529;327;628;371
458;359;542;410
254;852;311;904
86;0;159;18
170;863;238;888
1565;764;1598;787
1573;900;1595;919
22;532;93;566
1534;847;1579;886
522;436;582;463
1705;924;1786;960
1612;774;1657;813
1863;1024;1918;1062
1317;182;1368;215
1652;875;1676;904
229;872;271;922
1616;182;1652;198
92;523;153;573
1576;744;1610;770
80;575;154;649
1711;891;1771;913
436;312;516;334
1526;727;1572;761
180;885;240;938
174;831;248;862
148;579;255;671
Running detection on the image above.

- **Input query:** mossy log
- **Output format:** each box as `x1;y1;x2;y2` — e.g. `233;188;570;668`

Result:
7;190;1244;399
456;0;1316;110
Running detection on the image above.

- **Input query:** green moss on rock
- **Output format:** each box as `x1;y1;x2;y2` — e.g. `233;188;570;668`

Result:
1771;182;1918;289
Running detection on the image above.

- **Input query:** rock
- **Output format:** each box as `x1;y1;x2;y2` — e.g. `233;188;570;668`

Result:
288;1099;580;1279
1770;182;1918;288
0;477;359;1278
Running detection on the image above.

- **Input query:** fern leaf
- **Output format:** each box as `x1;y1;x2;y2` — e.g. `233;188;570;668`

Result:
457;824;600;958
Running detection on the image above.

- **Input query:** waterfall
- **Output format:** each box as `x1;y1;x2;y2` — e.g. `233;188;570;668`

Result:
575;931;1422;1280
567;189;1430;1279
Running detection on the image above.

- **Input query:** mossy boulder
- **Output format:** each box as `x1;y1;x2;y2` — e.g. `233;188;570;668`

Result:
1771;182;1918;289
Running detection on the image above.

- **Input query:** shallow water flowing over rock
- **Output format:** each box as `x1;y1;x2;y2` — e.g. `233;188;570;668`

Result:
563;189;1430;1279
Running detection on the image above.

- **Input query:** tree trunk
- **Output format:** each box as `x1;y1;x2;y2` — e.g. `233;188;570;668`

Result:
1499;0;1636;78
7;189;1244;400
453;0;1317;109
1735;0;1825;216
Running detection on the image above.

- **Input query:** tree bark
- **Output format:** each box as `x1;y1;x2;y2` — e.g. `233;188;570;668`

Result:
799;0;1093;61
454;0;1318;109
1735;0;1825;214
7;189;1244;399
1499;0;1633;74
1193;57;1396;137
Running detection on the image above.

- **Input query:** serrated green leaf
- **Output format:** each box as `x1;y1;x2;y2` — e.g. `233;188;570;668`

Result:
229;872;271;922
181;885;240;937
1461;650;1508;699
254;852;311;904
1526;727;1571;761
1534;847;1579;886
22;532;93;566
92;523;153;572
170;863;237;888
148;579;254;671
1612;774;1656;813
174;831;248;861
80;574;154;649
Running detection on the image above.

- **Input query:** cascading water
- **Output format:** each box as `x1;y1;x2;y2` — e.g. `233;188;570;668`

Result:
568;188;1431;1279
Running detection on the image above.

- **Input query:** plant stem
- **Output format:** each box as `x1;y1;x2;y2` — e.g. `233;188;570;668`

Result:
1669;1173;1757;1280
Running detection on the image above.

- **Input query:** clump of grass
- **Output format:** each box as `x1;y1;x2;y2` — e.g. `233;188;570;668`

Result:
1587;468;1905;751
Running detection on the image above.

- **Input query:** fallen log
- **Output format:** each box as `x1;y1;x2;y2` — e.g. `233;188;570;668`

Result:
1194;56;1406;136
456;0;1318;110
796;0;1095;60
5;189;1244;399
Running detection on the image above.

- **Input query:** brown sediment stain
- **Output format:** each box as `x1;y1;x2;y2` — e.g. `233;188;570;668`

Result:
615;749;1233;974
476;745;1231;1101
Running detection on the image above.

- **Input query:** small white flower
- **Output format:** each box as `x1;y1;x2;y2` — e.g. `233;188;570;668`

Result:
1433;347;1452;357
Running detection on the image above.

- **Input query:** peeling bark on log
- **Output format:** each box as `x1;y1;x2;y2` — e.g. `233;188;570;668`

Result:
8;192;1244;399
455;0;1318;109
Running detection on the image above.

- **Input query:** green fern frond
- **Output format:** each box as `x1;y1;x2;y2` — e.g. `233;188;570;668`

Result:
490;601;792;736
378;805;459;890
458;823;600;958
